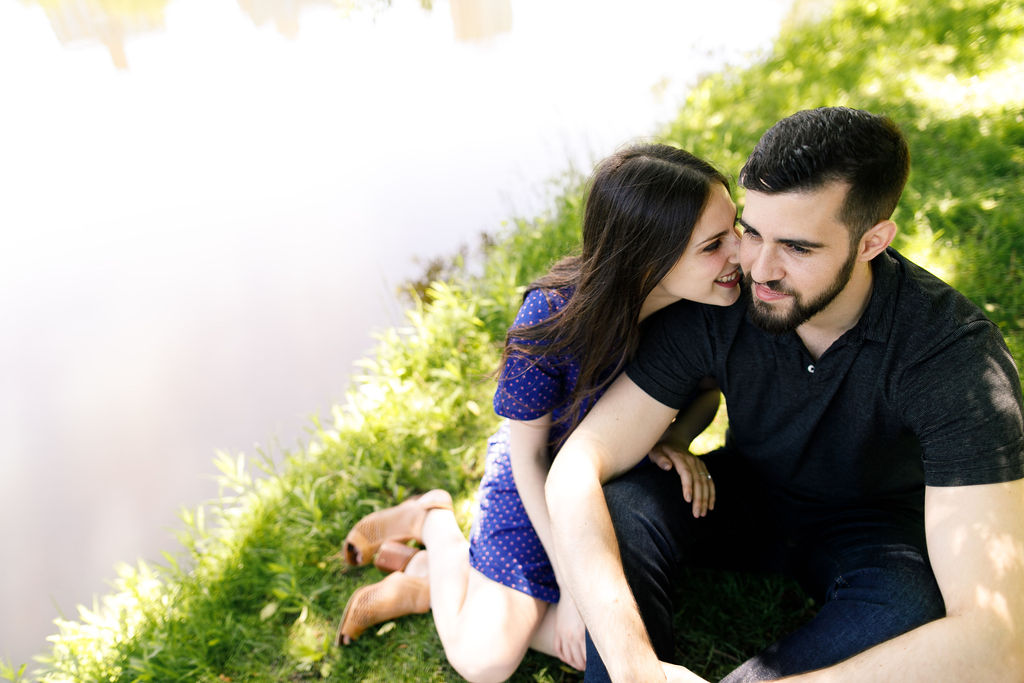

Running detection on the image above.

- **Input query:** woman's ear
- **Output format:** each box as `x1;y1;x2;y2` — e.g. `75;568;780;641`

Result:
857;219;897;262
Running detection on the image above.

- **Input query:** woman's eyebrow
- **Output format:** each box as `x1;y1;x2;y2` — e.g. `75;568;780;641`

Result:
695;229;729;246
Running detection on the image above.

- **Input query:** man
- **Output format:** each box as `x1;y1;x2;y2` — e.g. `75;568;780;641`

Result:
546;107;1024;682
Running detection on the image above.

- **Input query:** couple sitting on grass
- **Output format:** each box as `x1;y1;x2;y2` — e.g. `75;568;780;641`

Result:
335;107;1024;683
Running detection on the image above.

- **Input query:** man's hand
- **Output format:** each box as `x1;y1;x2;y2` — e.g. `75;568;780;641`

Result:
648;444;716;517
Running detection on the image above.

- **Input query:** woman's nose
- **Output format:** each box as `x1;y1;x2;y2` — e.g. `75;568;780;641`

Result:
725;227;741;263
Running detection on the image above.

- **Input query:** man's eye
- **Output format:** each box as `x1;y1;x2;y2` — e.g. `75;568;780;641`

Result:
787;244;811;255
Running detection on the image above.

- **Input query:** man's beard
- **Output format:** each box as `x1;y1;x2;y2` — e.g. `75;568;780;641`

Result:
744;250;856;335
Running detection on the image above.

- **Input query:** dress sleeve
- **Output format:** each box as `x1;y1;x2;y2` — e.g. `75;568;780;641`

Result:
900;320;1024;486
493;289;569;421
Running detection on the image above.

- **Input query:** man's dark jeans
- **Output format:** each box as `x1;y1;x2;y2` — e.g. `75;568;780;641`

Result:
583;457;946;682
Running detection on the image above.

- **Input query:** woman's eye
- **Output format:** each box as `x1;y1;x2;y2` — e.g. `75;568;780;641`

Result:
702;240;721;253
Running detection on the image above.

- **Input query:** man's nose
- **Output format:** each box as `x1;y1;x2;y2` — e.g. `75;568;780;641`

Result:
744;241;783;283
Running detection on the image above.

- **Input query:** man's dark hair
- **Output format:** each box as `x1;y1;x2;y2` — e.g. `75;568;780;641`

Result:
739;107;910;242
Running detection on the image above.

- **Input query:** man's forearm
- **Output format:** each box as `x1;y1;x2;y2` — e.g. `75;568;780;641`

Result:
659;387;720;452
779;611;1024;682
784;481;1024;682
546;444;665;682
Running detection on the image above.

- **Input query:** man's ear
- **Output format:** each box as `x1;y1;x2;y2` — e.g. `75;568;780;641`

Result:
857;219;897;262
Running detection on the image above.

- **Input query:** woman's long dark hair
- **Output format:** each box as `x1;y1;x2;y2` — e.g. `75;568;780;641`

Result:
501;143;730;449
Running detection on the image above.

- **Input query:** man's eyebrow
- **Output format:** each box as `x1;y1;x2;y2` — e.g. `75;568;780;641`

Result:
737;217;826;249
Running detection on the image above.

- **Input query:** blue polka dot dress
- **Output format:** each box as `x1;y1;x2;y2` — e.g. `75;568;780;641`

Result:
469;287;610;603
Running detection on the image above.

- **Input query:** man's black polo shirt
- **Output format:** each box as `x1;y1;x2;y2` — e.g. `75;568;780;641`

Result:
627;248;1024;528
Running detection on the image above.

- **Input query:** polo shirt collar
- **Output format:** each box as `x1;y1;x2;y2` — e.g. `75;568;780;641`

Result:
859;248;899;344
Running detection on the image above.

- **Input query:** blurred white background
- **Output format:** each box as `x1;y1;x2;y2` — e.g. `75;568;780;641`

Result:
0;0;792;666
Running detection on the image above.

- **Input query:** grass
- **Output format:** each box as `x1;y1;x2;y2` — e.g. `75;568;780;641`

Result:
7;0;1023;680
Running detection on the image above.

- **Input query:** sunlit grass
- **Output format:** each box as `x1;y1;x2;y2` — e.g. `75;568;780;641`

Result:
897;225;957;285
910;62;1024;116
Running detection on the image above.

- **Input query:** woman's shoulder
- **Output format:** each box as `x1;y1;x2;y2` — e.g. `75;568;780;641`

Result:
513;286;573;328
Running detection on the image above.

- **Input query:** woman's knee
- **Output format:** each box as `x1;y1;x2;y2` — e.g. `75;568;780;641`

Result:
440;578;539;682
445;642;522;683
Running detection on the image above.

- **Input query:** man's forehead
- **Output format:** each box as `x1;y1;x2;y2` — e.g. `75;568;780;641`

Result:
741;185;849;237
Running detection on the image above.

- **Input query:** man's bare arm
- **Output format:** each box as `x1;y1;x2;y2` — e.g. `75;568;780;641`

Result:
545;374;699;682
657;382;721;454
780;478;1024;681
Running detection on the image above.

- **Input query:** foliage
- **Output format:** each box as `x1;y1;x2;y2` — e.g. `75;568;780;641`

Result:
661;0;1024;366
10;0;1022;681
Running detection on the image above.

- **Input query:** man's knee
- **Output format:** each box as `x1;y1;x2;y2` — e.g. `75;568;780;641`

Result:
829;547;945;632
722;549;945;682
603;462;686;539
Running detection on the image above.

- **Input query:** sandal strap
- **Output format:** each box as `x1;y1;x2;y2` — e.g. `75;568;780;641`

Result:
374;540;420;573
341;489;453;567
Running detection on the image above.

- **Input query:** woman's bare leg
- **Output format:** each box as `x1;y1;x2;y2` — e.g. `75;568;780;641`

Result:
408;507;550;683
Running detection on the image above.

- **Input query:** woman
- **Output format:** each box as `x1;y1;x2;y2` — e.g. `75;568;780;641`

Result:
336;143;741;681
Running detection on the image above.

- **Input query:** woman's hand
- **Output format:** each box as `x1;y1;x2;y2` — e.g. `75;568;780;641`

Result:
661;661;710;682
648;444;715;518
553;592;587;672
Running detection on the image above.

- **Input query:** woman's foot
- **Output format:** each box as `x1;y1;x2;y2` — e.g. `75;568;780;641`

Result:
343;489;452;566
335;571;430;645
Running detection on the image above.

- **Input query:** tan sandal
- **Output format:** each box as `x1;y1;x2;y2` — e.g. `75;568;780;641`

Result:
335;571;430;645
343;489;453;566
374;540;421;573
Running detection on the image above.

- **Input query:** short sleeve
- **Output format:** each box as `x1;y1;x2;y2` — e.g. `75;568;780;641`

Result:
900;320;1024;486
493;289;572;421
625;300;711;409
